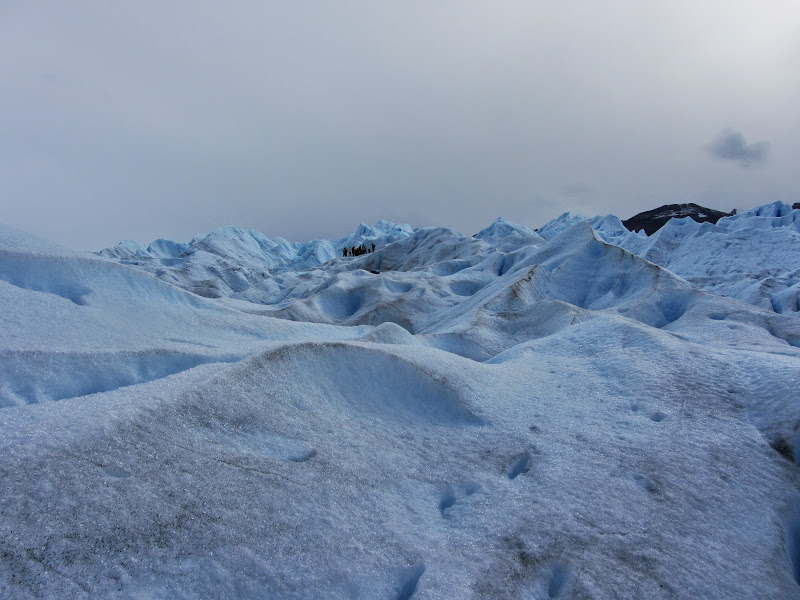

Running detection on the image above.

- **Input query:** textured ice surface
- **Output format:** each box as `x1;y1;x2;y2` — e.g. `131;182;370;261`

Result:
2;209;800;598
537;202;800;315
98;203;800;319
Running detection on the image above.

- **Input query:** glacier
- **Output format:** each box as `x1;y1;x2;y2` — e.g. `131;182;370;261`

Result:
1;203;800;598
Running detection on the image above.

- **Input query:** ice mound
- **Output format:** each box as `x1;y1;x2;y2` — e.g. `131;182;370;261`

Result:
246;342;486;426
474;216;545;242
356;321;421;345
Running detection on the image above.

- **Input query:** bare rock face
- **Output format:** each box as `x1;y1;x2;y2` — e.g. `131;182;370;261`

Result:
622;203;732;235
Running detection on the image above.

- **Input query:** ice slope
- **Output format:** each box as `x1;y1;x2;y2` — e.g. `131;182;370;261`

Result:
1;304;800;598
97;203;800;319
241;224;546;332
242;219;800;361
97;221;414;299
535;202;800;315
535;213;631;242
0;225;367;407
414;223;702;360
3;219;800;598
610;202;800;314
94;219;546;312
475;216;545;242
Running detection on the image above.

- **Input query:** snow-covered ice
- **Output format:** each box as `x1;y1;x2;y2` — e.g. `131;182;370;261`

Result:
2;205;800;598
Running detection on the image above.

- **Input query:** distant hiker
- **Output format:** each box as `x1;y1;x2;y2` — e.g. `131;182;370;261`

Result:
371;243;375;252
342;247;347;258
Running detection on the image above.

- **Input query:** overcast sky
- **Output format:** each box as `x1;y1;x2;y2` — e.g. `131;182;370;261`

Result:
1;1;798;250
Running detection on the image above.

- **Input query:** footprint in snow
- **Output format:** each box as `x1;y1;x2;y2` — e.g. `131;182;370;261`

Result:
649;411;667;423
523;562;574;599
507;451;532;480
395;564;425;600
100;466;130;479
545;562;573;598
224;431;316;463
633;473;658;494
438;482;481;518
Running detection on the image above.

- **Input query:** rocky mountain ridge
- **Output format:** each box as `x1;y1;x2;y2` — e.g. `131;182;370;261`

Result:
622;203;733;235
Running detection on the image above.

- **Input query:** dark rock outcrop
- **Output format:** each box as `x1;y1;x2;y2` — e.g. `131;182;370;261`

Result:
623;203;732;235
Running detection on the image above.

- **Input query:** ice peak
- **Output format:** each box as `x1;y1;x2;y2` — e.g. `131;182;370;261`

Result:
374;220;414;235
475;217;538;240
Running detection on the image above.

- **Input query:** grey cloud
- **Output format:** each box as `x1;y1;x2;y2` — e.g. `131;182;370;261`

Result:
562;184;592;198
709;129;770;167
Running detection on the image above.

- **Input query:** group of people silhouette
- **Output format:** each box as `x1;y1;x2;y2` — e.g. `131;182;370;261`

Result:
343;243;375;257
